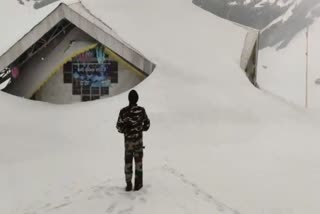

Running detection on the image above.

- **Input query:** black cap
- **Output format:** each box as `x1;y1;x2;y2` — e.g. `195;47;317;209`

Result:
128;90;139;105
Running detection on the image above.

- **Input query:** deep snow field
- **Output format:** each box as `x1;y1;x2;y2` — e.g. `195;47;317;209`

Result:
1;0;320;214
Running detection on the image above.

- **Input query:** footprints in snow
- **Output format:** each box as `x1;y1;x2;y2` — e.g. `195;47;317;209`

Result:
162;165;240;214
23;165;239;214
106;202;117;213
23;182;149;214
117;206;134;214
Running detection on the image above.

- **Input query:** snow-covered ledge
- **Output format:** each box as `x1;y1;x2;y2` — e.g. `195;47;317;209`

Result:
239;25;260;86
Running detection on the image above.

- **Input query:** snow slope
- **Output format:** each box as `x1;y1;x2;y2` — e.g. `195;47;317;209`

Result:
1;0;320;214
258;0;320;108
0;0;60;57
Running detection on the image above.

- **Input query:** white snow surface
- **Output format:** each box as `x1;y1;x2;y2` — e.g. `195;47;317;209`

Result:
1;0;320;214
258;30;307;107
258;16;320;108
0;0;60;57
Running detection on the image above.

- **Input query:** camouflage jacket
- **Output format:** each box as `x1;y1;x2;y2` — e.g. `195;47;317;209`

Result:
116;104;150;142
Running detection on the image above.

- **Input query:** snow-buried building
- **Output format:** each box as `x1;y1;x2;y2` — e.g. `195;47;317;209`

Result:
0;2;155;104
0;1;258;104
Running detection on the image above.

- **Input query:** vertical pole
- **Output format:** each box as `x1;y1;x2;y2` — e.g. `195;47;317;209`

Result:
255;31;260;88
306;27;309;108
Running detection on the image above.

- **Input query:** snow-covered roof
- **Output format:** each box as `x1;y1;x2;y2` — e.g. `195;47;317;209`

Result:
0;1;154;75
0;0;59;57
0;0;259;78
0;0;83;58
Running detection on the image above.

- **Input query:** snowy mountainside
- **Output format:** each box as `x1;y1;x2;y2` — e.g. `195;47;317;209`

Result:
261;0;320;49
193;0;297;30
195;0;320;108
258;0;320;108
229;0;296;8
194;0;320;49
17;0;59;9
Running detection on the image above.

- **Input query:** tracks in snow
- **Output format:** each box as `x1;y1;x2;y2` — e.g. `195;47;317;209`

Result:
22;165;240;214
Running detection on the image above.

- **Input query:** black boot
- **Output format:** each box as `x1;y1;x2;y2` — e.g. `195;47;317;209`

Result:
126;182;132;191
134;183;143;191
134;178;143;191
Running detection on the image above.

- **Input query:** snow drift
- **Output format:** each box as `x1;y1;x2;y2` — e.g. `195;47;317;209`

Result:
258;0;320;108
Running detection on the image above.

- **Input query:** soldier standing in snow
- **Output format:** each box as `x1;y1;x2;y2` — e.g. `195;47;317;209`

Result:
116;90;150;191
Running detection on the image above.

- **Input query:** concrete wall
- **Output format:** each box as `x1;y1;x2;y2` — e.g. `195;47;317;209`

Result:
34;67;81;104
5;27;95;98
5;26;144;104
35;63;143;104
108;63;142;97
240;29;259;70
240;29;259;86
245;43;258;86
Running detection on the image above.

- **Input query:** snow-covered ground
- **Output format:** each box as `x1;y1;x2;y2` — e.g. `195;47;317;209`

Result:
258;30;307;107
1;0;320;214
194;0;320;109
258;0;320;108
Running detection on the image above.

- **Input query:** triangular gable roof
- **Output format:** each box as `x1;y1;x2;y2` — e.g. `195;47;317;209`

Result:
0;2;154;75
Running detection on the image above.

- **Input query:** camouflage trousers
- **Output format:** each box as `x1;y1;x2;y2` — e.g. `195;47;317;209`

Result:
124;139;143;185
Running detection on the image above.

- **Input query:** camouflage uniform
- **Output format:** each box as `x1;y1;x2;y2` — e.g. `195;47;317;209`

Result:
116;104;150;187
